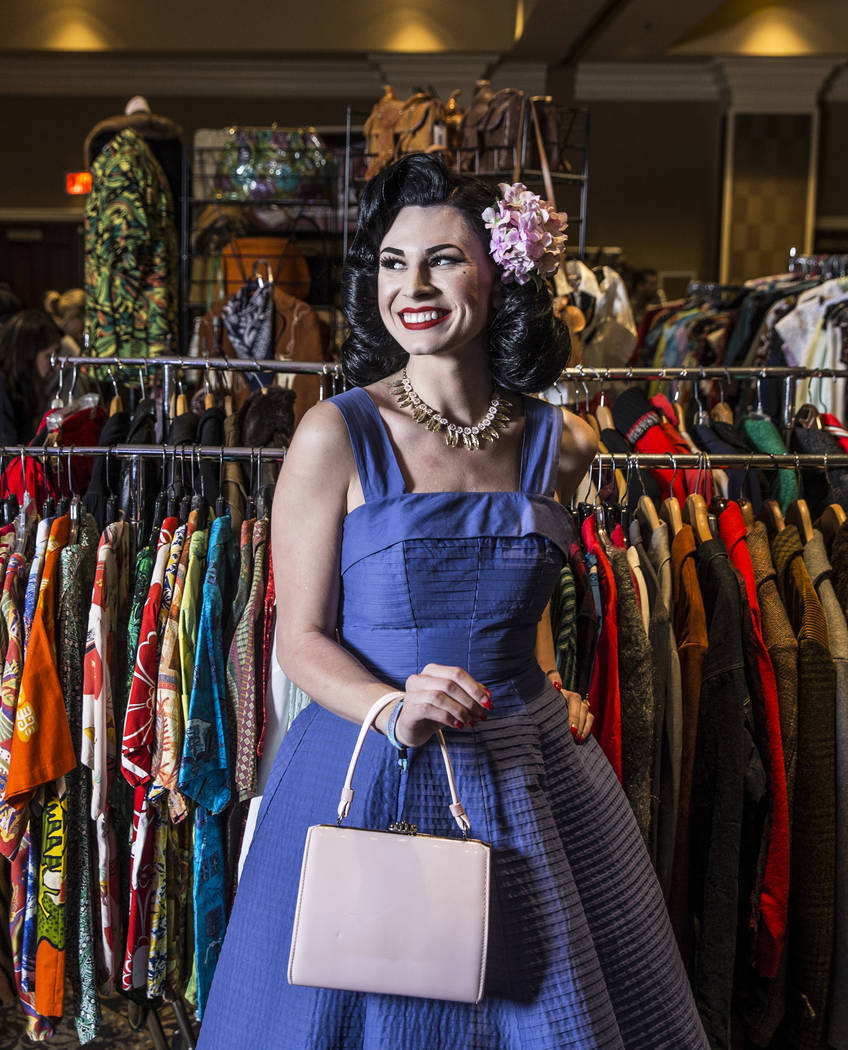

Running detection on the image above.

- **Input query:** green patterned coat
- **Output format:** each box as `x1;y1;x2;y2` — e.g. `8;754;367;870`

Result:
85;128;178;358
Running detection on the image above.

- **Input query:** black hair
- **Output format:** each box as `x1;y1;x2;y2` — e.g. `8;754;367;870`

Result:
341;153;570;391
0;309;61;439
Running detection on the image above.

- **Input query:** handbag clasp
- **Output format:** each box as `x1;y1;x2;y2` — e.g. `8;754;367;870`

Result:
388;821;418;836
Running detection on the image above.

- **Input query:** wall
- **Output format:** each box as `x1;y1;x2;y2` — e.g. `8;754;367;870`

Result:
574;99;725;280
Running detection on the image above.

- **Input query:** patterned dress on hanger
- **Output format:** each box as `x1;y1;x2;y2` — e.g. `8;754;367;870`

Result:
198;388;709;1050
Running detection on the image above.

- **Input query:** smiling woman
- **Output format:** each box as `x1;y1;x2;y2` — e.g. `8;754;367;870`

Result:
197;153;708;1050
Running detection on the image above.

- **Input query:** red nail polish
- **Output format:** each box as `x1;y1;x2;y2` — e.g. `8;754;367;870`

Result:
482;698;493;710
453;720;463;729
570;724;578;737
483;687;492;701
553;681;563;692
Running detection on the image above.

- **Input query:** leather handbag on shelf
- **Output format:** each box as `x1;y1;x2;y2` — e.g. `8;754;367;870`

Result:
456;79;494;171
393;93;447;160
524;96;572;174
288;692;491;1004
364;85;405;179
478;88;525;173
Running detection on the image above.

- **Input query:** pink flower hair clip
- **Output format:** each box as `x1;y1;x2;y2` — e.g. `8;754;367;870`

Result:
482;182;568;288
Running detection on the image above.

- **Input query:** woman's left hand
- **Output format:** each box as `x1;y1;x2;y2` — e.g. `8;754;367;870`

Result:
548;673;593;744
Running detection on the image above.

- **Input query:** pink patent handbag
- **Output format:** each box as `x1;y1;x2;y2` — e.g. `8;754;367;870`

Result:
288;692;491;1003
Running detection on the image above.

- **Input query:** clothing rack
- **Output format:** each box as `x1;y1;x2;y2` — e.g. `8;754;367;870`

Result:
3;445;847;471
53;355;344;376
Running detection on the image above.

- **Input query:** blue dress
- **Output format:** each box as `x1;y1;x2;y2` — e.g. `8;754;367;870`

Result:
198;389;708;1049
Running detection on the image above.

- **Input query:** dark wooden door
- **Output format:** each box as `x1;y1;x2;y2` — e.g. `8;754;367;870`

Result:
0;220;84;309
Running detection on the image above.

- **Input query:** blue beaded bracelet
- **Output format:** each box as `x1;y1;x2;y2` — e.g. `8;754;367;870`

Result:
386;699;408;772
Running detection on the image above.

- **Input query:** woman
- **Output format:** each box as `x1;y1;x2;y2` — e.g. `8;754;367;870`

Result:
199;154;708;1048
44;287;85;354
0;309;61;444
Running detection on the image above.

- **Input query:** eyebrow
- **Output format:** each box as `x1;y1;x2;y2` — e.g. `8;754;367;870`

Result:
380;243;464;256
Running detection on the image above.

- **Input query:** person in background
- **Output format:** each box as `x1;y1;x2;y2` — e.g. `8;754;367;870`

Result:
0;309;61;444
630;267;664;327
44;287;85;354
0;284;23;329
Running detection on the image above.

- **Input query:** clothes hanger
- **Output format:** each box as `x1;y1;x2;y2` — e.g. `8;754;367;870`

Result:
816;503;847;547
204;365;216;411
191;446;209;525
108;368;124;417
708;368;734;426
175;372;189;417
784;457;814;544
682;456;713;544
215;448;227;520
757;499;785;537
659;454;684;536
245;449;258;521
148;447;168;546
66;447;80;545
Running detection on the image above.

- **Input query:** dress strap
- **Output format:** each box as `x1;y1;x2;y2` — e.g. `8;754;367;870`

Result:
330;387;407;502
519;395;563;497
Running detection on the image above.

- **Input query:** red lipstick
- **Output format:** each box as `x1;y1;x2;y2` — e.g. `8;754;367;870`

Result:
398;308;452;330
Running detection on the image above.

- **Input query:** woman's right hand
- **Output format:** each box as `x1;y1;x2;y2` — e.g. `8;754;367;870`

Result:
394;663;493;747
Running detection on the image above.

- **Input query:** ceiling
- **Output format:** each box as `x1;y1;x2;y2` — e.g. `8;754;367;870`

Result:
2;0;847;60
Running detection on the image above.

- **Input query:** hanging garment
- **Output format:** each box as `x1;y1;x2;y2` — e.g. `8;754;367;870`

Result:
630;525;682;897
771;525;836;1050
258;547;276;759
610;549;655;846
9;824;52;1040
57;514;101;1042
6;515;73;813
179;513;236;1018
0;552;29;859
611;388;688;504
84;128;178;358
568;540;600;699
802;531;848;1050
667;525;708;958
687;538;752;1050
233;518;268;802
121;516;177;992
153;510;199;822
82;519;131;995
146;513;195;1000
740;521;800;1047
718;505;790;980
221;413;246;539
83;410;131;532
739;415;798;512
582;516;622;778
22;517;52;656
550;563;577;691
199;388;708;1049
5;514;71;1018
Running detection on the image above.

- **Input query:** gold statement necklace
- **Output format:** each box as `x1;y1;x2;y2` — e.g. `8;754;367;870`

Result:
390;368;512;450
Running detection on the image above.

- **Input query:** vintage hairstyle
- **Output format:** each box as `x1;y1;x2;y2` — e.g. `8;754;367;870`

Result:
44;287;85;323
341;153;570;391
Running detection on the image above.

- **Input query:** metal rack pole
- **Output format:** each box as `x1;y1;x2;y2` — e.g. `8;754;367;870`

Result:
53;358;848;383
54;355;344;376
3;445;848;469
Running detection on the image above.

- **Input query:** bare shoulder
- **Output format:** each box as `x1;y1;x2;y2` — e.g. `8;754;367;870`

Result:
280;399;354;483
557;407;598;499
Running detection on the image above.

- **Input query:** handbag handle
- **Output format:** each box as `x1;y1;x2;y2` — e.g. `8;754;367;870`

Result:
337;692;472;835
